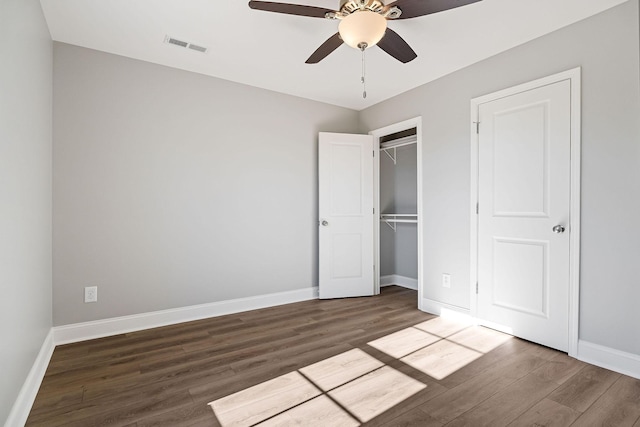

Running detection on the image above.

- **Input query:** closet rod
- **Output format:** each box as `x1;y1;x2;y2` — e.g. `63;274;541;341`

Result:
380;138;417;150
380;138;417;164
380;214;418;231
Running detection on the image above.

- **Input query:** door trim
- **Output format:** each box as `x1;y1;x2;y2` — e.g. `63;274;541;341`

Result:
470;68;581;357
369;117;423;307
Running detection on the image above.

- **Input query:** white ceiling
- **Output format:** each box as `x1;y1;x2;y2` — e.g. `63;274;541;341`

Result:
40;0;628;110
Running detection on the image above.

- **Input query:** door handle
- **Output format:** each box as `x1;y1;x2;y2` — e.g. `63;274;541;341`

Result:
321;220;329;226
552;225;566;234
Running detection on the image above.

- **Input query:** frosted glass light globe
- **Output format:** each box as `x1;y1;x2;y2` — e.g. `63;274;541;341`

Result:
338;10;387;49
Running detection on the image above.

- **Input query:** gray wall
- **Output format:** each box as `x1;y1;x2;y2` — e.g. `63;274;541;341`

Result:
52;43;359;325
380;144;418;279
0;0;53;423
360;0;640;356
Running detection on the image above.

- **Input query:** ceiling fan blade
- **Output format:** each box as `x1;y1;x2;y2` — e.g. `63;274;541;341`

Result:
248;1;336;18
306;33;343;64
386;0;482;20
377;29;417;63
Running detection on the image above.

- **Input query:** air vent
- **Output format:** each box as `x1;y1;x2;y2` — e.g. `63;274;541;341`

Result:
167;37;188;48
188;44;207;53
164;35;208;53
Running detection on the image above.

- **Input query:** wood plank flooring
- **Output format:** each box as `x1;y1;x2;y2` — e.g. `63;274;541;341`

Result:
27;286;640;426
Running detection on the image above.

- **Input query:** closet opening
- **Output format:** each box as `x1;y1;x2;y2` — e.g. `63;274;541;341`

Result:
371;118;423;308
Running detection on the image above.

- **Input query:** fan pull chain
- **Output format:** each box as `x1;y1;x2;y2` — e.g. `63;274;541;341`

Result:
359;42;367;99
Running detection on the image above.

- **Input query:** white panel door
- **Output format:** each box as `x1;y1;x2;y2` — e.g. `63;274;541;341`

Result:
477;80;571;351
319;132;374;299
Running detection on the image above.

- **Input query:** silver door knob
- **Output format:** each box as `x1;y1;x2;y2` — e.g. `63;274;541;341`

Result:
321;220;329;226
552;225;566;233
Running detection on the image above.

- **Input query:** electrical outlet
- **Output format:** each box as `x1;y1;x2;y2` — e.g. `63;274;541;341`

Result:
442;274;451;288
84;286;98;303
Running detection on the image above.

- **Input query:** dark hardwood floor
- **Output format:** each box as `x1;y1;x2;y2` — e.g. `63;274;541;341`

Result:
27;286;640;426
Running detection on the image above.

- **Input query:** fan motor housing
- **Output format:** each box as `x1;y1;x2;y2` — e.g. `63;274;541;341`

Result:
337;0;400;19
340;0;384;13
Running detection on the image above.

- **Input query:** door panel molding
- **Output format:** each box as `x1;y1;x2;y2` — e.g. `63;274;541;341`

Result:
491;237;549;318
470;68;581;357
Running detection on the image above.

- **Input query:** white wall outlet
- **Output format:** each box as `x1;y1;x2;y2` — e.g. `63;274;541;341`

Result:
84;286;98;303
442;274;451;288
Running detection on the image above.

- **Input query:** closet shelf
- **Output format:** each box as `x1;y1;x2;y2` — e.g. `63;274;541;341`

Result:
380;214;418;231
380;138;416;165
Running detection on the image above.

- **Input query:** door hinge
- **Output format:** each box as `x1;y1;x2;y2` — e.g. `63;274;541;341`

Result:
476;203;479;214
474;121;480;134
373;208;375;214
476;282;479;294
373;150;375;157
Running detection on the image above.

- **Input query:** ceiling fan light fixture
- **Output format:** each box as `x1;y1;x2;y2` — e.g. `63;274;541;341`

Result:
338;10;387;49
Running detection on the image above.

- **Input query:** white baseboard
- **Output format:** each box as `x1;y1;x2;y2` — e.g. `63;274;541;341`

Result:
420;297;471;319
54;286;319;345
380;275;418;290
416;305;640;379
578;340;640;380
7;287;319;425
5;329;55;427
18;289;639;426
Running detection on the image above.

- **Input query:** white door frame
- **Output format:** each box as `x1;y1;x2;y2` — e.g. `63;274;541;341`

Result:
370;117;424;307
470;68;581;357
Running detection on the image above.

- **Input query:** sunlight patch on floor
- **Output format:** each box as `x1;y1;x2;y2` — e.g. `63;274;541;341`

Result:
369;318;513;381
400;338;483;380
328;366;426;423
209;349;425;427
210;371;321;427
209;317;513;426
448;325;513;353
413;316;472;338
368;327;440;359
259;395;359;427
300;348;384;391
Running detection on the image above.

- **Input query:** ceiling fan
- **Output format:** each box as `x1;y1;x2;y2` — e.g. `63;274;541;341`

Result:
248;0;482;64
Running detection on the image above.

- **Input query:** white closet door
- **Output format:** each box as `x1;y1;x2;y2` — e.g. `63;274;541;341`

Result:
477;79;571;351
319;132;375;299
